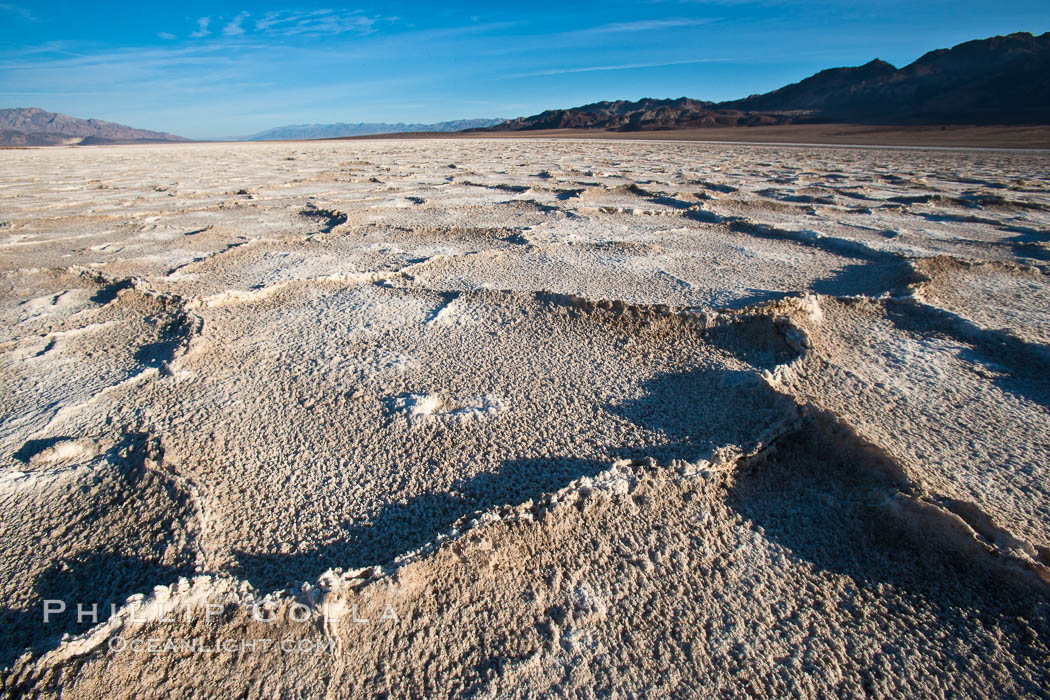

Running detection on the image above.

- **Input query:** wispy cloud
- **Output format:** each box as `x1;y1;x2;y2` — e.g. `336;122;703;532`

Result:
190;17;211;39
0;39;421;135
253;9;383;37
222;12;250;37
0;52;450;140
584;18;713;33
157;32;176;41
0;3;35;21
509;57;726;78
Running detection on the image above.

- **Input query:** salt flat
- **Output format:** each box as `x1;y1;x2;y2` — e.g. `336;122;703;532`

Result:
1;139;1049;697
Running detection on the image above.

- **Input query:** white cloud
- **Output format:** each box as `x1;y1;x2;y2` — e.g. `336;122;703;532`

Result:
190;17;211;38
222;12;250;37
253;9;382;37
585;18;713;33
157;32;176;41
0;3;35;21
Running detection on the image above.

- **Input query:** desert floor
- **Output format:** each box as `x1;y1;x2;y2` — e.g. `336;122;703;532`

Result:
2;139;1050;697
344;123;1050;149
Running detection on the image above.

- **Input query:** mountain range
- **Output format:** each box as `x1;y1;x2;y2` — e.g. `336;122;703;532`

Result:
0;107;187;146
2;31;1048;146
244;119;505;141
478;31;1050;132
481;97;786;132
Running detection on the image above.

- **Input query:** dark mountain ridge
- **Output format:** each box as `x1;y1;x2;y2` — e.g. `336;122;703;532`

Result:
483;97;795;132
479;31;1050;132
722;32;1050;123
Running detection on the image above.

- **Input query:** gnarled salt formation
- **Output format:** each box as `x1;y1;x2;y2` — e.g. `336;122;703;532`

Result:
1;140;1049;697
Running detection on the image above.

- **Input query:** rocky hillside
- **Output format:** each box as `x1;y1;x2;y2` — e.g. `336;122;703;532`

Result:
481;97;796;132
723;32;1050;123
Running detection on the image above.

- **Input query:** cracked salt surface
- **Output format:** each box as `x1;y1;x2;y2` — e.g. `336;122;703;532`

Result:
1;139;1050;697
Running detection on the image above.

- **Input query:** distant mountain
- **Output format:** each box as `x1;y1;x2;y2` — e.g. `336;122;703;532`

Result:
478;31;1050;132
247;118;505;141
0;108;188;146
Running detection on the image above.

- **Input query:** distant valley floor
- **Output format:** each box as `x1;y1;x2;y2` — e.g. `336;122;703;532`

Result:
338;123;1050;150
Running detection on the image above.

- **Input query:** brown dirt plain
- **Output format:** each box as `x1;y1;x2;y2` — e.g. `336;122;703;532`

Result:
343;124;1050;149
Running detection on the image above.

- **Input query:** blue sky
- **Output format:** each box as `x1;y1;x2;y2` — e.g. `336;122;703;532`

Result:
1;1;1048;138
